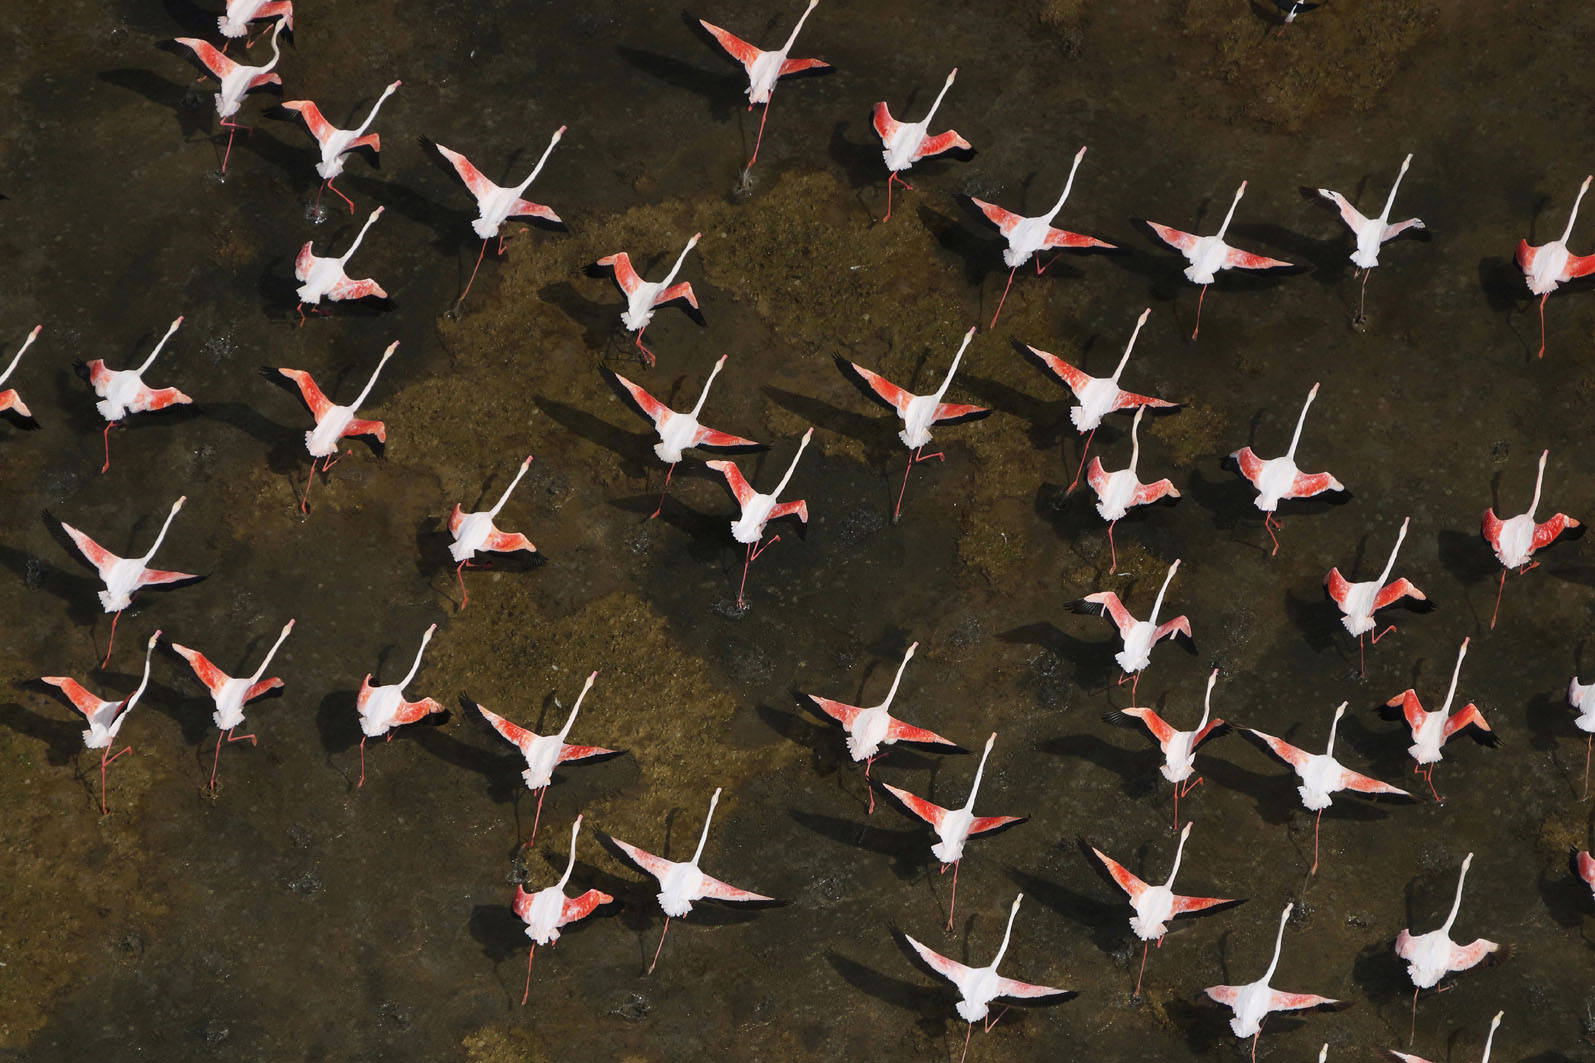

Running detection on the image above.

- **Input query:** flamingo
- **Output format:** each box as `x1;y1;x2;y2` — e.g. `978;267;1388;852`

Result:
1073;558;1192;700
1515;174;1595;357
607;355;762;519
882;733;1026;931
1021;307;1177;491
276;340;396;513
1569;676;1595;798
474;672;619;846
59;497;196;668
293;207;387;324
282;80;402;214
840;327;990;520
972;146;1118;326
40;630;160;815
175;17;287;174
1090;823;1241;996
448;455;538;607
873;69;971;221
436;127;566;311
706;428;813;609
171;619;295;793
1247;702;1412;874
1104;668;1228;828
1144;180;1294;338
1383;639;1494;803
217;0;294;42
1204;903;1339;1063
1084;406;1180;573
1310;153;1425;322
511;815;614;1004
1482;449;1579;628
1326;516;1427;674
1573;850;1595;902
802;641;962;813
80;316;192;474
1383;1010;1503;1063
1395;853;1500;1043
354;623;445;788
0;324;41;426
610;787;776;974
596;233;701;366
904;894;1070;1063
1229;382;1345;555
698;0;829;173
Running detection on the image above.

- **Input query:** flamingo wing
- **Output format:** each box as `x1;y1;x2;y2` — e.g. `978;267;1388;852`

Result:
1105;705;1175;745
59;521;120;574
476;704;535;750
1190;717;1229;750
1021;345;1090;393
806;694;864;728
1573;849;1595;889
1532;513;1579;550
1285;470;1343;499
777;56;829;76
1112;390;1178;413
845;361;914;415
1230;446;1267;485
1481;507;1503;547
1145;220;1199;254
691;426;762;450
133;385;192;413
596;252;643;296
767;499;806;526
1203;984;1242;1006
705;460;757;508
391;697;446;726
904;934;973;986
276;368;334;420
1079;591;1136;637
560;889;613;926
1248;729;1313;773
870;102;901;145
697;19;762;69
994;975;1070;1001
1042;226;1116;250
328;278;386;302
609;837;674;886
175;37;237;80
1385;690;1426;735
1266;990;1339;1012
137;567;200;588
915;130;970;159
1381;217;1425;241
556;742;619;764
242;676;283;703
971;197;1023;237
1223;247;1294;271
880;783;949;830
931;401;989;425
967;814;1026;837
1312;188;1369;233
1337;767;1409;798
1442;703;1494;743
608;370;671;428
1372;578;1426;610
1089;846;1150;902
294;241;318;282
282;99;334;144
338;418;386;442
40;677;106;720
1446;938;1499;973
1084;457;1110;496
654;281;698;311
1130;479;1180;507
696;871;775;904
508;198;561;224
1324;567;1352;608
170;643;231;696
883;717;958;747
434;143;497;201
1566;251;1595;280
484;530;536;555
1153;615;1192;643
1171;893;1239;916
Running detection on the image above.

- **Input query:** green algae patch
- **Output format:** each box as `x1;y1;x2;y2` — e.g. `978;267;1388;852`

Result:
1149;400;1228;467
463;1023;548;1063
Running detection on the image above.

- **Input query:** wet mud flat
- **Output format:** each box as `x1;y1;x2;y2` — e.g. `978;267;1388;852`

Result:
2;0;1595;1060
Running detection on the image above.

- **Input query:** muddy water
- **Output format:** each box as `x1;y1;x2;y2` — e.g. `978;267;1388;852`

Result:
2;0;1594;1060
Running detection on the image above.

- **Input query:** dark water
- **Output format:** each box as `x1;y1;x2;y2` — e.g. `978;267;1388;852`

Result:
2;0;1594;1060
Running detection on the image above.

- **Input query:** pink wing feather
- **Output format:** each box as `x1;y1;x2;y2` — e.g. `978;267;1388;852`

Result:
282;100;334;144
1372;578;1426;610
175;37;237;79
1153;615;1192;642
1285;470;1342;499
1325;567;1352;608
653;281;698;309
1023;345;1090;393
1442;703;1491;741
883;718;957;746
59;522;119;574
243;676;283;703
1267;990;1339;1012
338;418;386;442
971;198;1023;236
1083;591;1135;637
916;130;970;159
1230;447;1267;484
967;814;1025;837
557;743;617;764
560;889;612;926
849;362;913;414
610;372;670;426
882;783;949;829
707;460;757;508
40;677;106;720
1532;514;1579;549
1130;479;1179;507
483;530;536;554
871;102;901;144
1171;893;1235;915
1043;227;1116;250
698;20;761;69
1249;729;1313;772
932;401;988;424
807;695;864;728
905;934;973;984
1386;690;1427;736
435;144;495;201
993;975;1069;1000
610;837;674;885
277;368;334;420
1090;846;1150;902
1118;706;1176;745
1145;221;1199;253
1223;247;1294;271
598;252;643;296
1336;767;1408;797
509;199;561;224
696;872;775;904
328;278;386;302
170;643;230;696
692;426;761;449
767;499;808;523
137;567;199;588
478;705;535;750
778;57;829;76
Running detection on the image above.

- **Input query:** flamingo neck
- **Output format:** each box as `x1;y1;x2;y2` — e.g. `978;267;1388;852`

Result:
1164;824;1191;888
1528;451;1547;518
515;127;565;196
262;20;284;73
934;329;975;402
1286;385;1318;462
1441;854;1473;934
490;457;533;517
769;429;812;499
779;0;819;55
1263;903;1293;983
963;734;995;812
690;356;727;419
128;637;158;709
921;70;956;126
880;643;917;711
349;342;396;410
1324;703;1346;758
1111;310;1150;383
1481;1012;1503;1063
140;498;185;564
1378;154;1412;223
341;209;383;264
691;788;722;866
1562;177;1592;245
1439;639;1468;715
137;318;183;375
1376;518;1409;586
1149;561;1179;625
990;894;1022;969
1197;670;1217;732
0;326;39;386
557;816;582;890
558;672;597;740
249;621;295;684
659;236;699;289
1045;147;1087;223
1216;182;1246;240
1127;408;1144;475
353;82;400;138
397;625;434;690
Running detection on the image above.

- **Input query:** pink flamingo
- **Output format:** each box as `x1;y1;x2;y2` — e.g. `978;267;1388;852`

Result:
842;327;989;520
973;146;1117;327
81;316;192;474
803;641;961;813
175;17;287;174
882;733;1026;931
1310;153;1425;322
1326;516;1427;674
1383;1010;1503;1063
511;815;614;1004
40;630;160;815
294;207;388;324
1247;702;1411;875
608;355;762;519
1090;822;1240;997
873;69;970;222
354;623;445;788
475;672;618;846
448;455;537;607
1229;382;1345;555
1482;449;1578;628
436;127;565;311
172;619;295;793
1204;903;1340;1063
1084;406;1180;573
1395;853;1500;1043
60;497;195;667
1144;180;1294;338
1569;676;1595;798
1105;668;1228;829
282;80;402;214
698;0;829;174
0;325;41;426
1022;308;1176;491
904;893;1070;1063
1384;638;1494;803
706;428;813;609
1075;558;1192;701
1516;174;1595;358
276;340;396;513
610;787;776;974
217;0;294;44
596;233;701;366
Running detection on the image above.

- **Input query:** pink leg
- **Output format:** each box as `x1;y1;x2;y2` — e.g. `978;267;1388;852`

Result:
1310;809;1322;875
101;422;115;474
737;542;753;610
884;172;914;223
103;610;123;669
1265;512;1281;556
327;178;354;214
522;944;536;1005
296;302;307;327
1490;568;1506;629
989;265;1018;330
1359;632;1366;678
210;731;224;792
647;916;672;974
100;745;132;815
300;456;319;515
453;239;490;315
526;788;546;848
650;463;677;520
1036;252;1060;275
1251;1031;1259;1063
1538;292;1548;359
984;1004;1010;1033
1192;284;1209;340
1107;521;1119;574
959;1021;973;1063
456;559;470;609
221;128;237;175
635;329;656;368
1585;733;1591;800
746;99;772;171
1410;986;1419;1044
1130;671;1139;703
1134;939;1150;997
358;735;367;789
1357;268;1370;323
1067;427;1097;493
894;451;915;521
944;859;961;931
864;752;883;815
314;182;325;214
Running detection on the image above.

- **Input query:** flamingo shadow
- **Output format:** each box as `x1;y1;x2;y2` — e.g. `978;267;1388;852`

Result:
826;949;944;1031
532;394;654;475
957;370;1071;451
999;620;1119;691
761;385;885;453
918;202;999;289
0;697;83;767
786;808;925;880
467;903;523;963
827;121;883;194
0;539;101;628
408;716;523;804
1008;864;1125;955
1037;733;1159;800
616;43;736;122
97;65;215;139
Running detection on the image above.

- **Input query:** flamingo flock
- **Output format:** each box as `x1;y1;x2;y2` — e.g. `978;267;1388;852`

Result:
7;1;1593;1060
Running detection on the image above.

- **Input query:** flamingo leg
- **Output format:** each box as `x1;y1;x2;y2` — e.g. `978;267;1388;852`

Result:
959;1021;973;1063
1134;939;1150;997
100;745;132;815
522;944;536;1005
1357;267;1370;324
650;463;677;520
1265;512;1281;556
1410;986;1419;1044
1107;520;1119;574
1490;568;1506;629
1036;252;1060;275
1067;427;1098;493
984;1005;1010;1033
864;751;885;815
1192;284;1209;340
454;239;490;315
989;265;1018;330
884;171;914;223
647;915;672;975
894;451;915;521
1310;809;1322;875
327;178;354;214
1359;632;1366;678
1584;733;1591;800
944;858;961;931
210;731;223;792
526;788;547;848
301;456;320;515
314;181;325;214
358;735;367;789
745;98;772;171
456;559;470;609
1537;291;1548;359
103;610;123;669
737;541;753;610
635;329;656;368
101;422;115;474
1251;1030;1260;1063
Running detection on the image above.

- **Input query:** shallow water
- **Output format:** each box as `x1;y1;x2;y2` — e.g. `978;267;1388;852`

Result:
2;0;1595;1060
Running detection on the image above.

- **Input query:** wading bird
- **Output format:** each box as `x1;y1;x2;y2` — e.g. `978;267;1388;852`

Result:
1074;558;1192;701
1204;903;1339;1063
1105;668;1228;829
448;455;537;607
1515;174;1595;358
596;234;701;366
41;630;160;814
217;0;294;43
294;207;388;324
1309;153;1425;322
873;69;970;222
1395;853;1500;1042
283;80;402;214
276;340;396;513
79;316;192;474
172;619;295;793
698;0;829;175
511;815;614;1003
1482;449;1578;628
175;17;287;174
1382;1010;1503;1063
354;623;445;787
1085;406;1180;573
0;324;41;426
1229;382;1345;555
707;428;813;609
1326;516;1426;674
1569;676;1595;797
60;497;196;667
1383;639;1494;803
